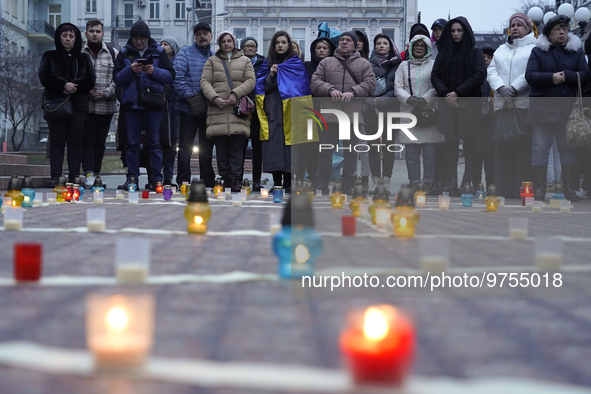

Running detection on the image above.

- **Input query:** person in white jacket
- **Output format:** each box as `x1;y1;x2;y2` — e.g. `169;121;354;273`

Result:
395;35;444;191
486;12;537;198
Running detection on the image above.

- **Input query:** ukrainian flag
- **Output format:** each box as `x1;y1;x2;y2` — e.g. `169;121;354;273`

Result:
255;56;319;145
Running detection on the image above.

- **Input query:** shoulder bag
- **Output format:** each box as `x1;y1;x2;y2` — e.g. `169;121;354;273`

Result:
42;59;77;121
186;91;208;117
135;72;166;110
566;72;591;147
492;99;526;143
337;59;377;124
407;62;437;128
221;58;255;118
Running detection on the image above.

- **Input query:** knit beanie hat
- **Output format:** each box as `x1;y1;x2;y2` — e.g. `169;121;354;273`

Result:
160;36;179;55
509;12;534;34
130;20;150;38
240;36;258;49
339;31;358;46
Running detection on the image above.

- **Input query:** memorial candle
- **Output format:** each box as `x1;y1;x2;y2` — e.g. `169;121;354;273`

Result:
340;305;415;387
520;181;533;206
14;243;42;281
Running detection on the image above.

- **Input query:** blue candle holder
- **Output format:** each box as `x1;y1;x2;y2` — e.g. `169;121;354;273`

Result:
274;225;322;279
460;193;473;207
475;183;486;200
92;176;105;194
273;187;283;203
21;176;35;208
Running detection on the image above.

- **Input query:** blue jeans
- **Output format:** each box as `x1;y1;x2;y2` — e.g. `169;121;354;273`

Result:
125;109;164;183
405;143;436;183
532;123;575;166
547;137;561;184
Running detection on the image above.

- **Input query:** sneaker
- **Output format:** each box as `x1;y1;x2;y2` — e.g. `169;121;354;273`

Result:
85;172;95;189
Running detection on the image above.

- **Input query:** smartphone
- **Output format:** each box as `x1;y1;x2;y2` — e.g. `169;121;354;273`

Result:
137;58;148;65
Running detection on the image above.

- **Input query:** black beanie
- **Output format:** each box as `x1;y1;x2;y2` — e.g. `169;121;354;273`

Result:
339;31;358;47
130;20;151;38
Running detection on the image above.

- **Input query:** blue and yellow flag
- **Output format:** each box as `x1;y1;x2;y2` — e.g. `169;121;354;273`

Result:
255;56;319;145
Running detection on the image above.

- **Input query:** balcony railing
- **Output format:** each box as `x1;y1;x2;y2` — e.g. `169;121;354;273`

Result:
27;21;55;37
115;15;141;29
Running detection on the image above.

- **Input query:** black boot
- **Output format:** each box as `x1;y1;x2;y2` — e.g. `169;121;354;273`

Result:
361;176;369;194
428;181;442;196
231;178;241;193
442;175;459;197
562;164;580;202
532;165;547;201
252;179;261;192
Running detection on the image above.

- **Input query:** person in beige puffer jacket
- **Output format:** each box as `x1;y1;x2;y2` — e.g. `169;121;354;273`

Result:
200;31;256;192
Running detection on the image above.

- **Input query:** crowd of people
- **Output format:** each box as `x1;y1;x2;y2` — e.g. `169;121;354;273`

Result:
39;12;591;200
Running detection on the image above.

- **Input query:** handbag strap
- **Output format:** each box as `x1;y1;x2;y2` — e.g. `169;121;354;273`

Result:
407;61;414;97
337;59;360;85
221;58;236;92
576;72;584;109
43;94;71;112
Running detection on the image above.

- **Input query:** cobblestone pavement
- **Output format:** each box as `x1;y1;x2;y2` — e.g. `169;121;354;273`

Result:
0;180;591;393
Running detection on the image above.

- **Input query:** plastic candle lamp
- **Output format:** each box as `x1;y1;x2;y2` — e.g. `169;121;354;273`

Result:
484;185;500;212
142;190;149;199
93;190;104;204
273;195;322;279
375;208;392;229
115;238;150;282
549;184;566;207
273;186;284;203
154;182;163;194
509;217;528;240
269;212;282;235
414;183;427;207
213;178;224;197
217;191;226;201
163;185;173;200
180;182;189;195
261;189;269;198
330;184;346;209
47;192;57;204
87;208;106;232
73;184;81;201
560;200;571;213
33;193;43;206
5;176;24;207
86;293;155;370
242;179;252;196
342;216;356;236
126;176;138;193
534;237;563;270
4;207;23;231
520;181;534;206
460;183;474;207
369;181;392;225
315;189;323;197
240;188;247;202
53;176;67;203
232;193;242;207
474;182;486;200
438;195;450;211
392;187;419;238
91;176;105;194
532;201;543;213
21;176;35;208
340;305;415;387
349;183;369;217
117;190;125;200
64;183;74;203
525;196;534;207
128;192;139;204
419;238;450;273
14;243;42;281
184;180;211;234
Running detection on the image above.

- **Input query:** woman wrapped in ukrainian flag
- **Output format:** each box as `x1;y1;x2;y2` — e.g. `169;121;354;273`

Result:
255;31;318;193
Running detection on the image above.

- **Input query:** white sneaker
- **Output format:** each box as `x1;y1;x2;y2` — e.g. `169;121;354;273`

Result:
85;172;95;189
383;176;391;194
369;176;380;194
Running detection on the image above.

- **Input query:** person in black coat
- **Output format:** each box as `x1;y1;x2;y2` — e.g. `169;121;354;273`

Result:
240;37;266;191
431;16;486;196
39;23;96;186
525;15;591;201
355;30;370;60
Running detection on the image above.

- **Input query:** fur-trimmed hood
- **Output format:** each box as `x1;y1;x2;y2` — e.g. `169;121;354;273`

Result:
536;32;582;52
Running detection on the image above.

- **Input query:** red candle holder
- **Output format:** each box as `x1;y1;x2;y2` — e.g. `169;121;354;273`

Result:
520;181;533;206
342;216;356;236
155;182;164;194
14;243;42;281
340;305;415;387
142;191;150;199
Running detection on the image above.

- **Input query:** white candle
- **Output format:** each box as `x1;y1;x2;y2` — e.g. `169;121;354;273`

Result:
116;190;124;200
116;265;148;283
420;256;449;273
33;194;43;206
218;192;226;201
535;253;562;270
232;194;242;207
375;208;391;229
47;192;57;204
270;224;282;235
128;192;138;204
315;189;323;197
87;221;105;232
4;220;22;231
416;195;426;207
560;200;571;213
525;197;534;207
439;196;450;211
532;201;543;212
509;228;528;240
261;189;269;198
4;207;23;230
93;191;103;204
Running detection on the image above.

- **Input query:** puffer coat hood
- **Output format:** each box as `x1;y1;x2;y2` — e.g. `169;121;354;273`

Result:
54;23;83;55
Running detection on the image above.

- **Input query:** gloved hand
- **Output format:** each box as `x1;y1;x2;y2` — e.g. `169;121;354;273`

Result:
497;86;512;98
406;97;420;107
416;97;428;107
508;86;518;97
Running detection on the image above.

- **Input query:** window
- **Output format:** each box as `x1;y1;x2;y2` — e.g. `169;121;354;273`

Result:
150;0;160;19
382;29;395;41
291;28;306;60
175;0;185;19
86;0;97;13
262;28;276;58
48;5;61;28
234;28;246;48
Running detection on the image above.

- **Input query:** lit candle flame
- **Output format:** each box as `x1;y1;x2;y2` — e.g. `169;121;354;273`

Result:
294;244;310;264
363;307;389;342
12;200;16;207
400;217;407;227
194;216;204;225
106;307;128;331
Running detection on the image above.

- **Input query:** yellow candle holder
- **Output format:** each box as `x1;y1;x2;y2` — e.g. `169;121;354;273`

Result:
485;185;500;212
242;179;252;196
392;207;419;237
86;293;155;370
184;181;211;234
414;184;427;208
330;184;346;209
5;176;24;207
349;183;368;217
213;179;224;197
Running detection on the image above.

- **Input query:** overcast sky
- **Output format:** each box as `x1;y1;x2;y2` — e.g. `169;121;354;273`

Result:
418;0;529;32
